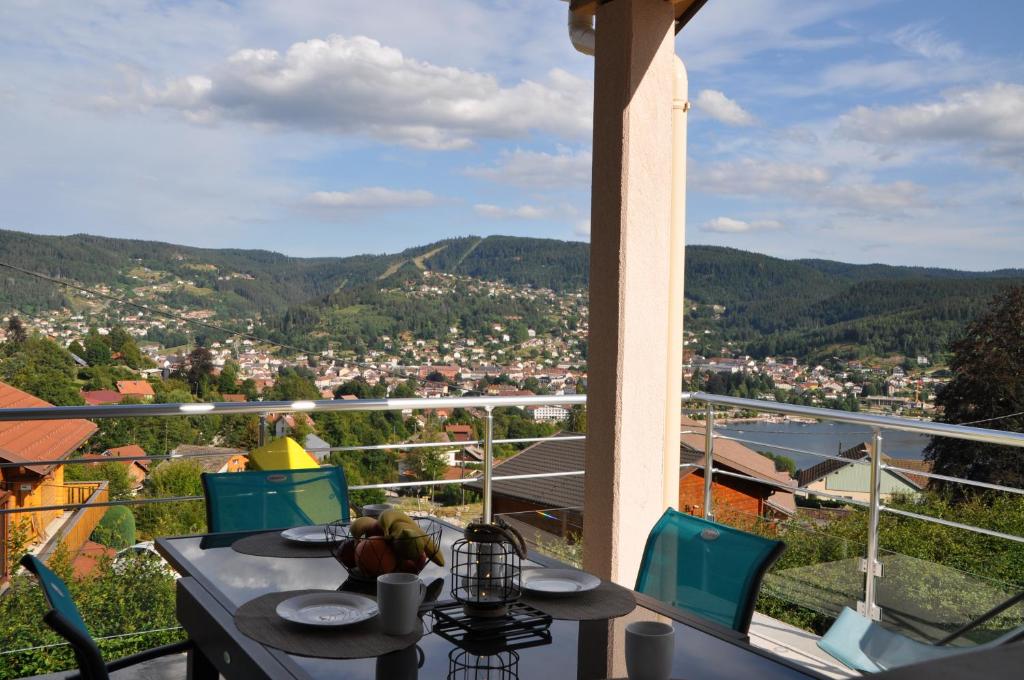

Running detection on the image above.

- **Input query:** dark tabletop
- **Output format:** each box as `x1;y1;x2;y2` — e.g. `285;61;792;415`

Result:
158;523;825;680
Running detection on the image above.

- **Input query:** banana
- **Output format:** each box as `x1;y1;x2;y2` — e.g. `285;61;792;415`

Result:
349;516;380;539
379;509;417;535
425;535;445;567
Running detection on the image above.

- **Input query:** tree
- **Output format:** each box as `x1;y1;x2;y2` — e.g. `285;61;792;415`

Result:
0;336;83;405
217;360;240;393
84;329;112;366
183;346;214;397
566;405;588;433
133;460;206;538
65;460;135;501
925;287;1024;496
6;315;27;344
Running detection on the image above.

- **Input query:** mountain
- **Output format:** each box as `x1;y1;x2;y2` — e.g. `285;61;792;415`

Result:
2;229;1022;360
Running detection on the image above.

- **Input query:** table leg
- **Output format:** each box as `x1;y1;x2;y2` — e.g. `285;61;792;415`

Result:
187;645;219;680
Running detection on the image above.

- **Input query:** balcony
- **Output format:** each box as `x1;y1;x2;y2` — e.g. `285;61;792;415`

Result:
1;393;1022;679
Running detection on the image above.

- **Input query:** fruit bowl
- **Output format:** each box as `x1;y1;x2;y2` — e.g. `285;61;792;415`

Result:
326;511;444;582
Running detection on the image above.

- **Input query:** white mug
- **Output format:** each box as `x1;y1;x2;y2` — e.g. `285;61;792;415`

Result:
625;621;675;680
377;573;426;636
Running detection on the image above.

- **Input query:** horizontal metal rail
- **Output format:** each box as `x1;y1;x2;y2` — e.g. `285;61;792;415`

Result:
882;463;1024;496
687;392;1024;448
0;394;588;422
880;505;1024;545
713;433;872;466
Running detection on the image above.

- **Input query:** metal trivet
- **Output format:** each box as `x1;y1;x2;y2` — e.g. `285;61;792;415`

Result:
448;649;520;679
431;601;551;655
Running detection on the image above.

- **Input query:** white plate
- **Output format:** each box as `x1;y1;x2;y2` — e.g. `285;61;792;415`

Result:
275;592;378;627
280;525;336;544
521;568;601;596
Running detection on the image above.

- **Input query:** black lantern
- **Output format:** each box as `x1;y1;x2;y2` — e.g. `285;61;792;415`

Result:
447;649;519;679
450;518;527;618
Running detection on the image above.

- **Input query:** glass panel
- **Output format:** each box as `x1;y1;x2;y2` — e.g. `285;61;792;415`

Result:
876;548;1024;646
493;507;583;567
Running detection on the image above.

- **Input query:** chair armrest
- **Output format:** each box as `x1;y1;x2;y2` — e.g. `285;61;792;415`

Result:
105;639;192;673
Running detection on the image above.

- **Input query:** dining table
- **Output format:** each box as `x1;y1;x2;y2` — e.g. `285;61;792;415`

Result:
156;519;829;680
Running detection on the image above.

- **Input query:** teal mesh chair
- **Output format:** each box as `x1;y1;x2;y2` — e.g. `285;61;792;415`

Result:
20;554;190;680
201;466;350;532
635;509;785;634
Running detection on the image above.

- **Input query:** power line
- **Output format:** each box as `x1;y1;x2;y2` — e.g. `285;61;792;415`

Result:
956;410;1024;427
0;259;435;390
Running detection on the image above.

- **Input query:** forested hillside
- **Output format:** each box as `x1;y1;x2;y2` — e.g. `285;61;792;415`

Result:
3;229;1022;361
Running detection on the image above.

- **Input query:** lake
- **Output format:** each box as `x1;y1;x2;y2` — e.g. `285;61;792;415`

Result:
709;420;931;470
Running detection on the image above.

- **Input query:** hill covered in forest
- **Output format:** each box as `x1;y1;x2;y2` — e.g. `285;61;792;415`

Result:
2;229;1021;360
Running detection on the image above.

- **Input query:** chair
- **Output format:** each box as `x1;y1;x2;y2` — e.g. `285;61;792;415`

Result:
201;465;350;532
635;508;785;634
20;554;190;680
819;592;1024;673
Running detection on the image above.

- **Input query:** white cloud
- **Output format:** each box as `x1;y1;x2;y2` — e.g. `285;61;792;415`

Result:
466;147;591;187
838;83;1024;147
133;35;593;149
694;90;755;126
473;203;547;219
889;23;964;61
823;181;922;211
702;217;783;233
694;158;830;196
573;219;591;238
307;187;436;209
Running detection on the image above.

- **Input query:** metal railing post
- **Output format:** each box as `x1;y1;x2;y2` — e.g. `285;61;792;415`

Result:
258;414;267;447
483;406;494;524
859;428;883;621
703;403;715;520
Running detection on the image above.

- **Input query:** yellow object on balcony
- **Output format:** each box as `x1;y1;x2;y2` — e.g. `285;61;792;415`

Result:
247;437;320;471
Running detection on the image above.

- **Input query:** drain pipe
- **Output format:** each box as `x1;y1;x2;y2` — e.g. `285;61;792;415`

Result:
566;0;689;510
663;53;688;511
566;0;595;56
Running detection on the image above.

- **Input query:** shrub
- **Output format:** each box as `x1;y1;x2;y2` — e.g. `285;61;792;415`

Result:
91;506;136;549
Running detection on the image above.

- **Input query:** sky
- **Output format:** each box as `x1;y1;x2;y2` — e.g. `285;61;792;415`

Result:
1;0;1023;269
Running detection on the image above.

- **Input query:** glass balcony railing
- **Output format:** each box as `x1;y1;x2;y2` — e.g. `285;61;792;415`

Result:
1;392;1023;678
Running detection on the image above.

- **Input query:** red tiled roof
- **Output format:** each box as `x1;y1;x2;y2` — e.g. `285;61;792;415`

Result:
80;389;125;405
72;540;116;579
105;444;150;470
0;381;97;475
116;380;155;396
221;393;247;402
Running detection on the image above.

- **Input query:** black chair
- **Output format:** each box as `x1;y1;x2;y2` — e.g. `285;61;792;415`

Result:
21;554;191;680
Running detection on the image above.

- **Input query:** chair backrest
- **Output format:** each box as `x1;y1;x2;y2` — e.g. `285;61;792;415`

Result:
21;554;109;680
635;508;785;633
202;465;350;533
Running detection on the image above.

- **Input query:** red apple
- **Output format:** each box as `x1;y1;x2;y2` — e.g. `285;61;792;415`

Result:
355;536;397;577
398;559;417;573
337;539;357;569
413;552;428;571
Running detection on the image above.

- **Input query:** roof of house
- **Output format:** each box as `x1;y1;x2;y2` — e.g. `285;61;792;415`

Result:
221;393;247;402
0;381;98;475
79;389;124;405
796;442;932;490
116;380;155;396
466;429;797;515
171;444;249;473
463;435;585;509
104;444;150;471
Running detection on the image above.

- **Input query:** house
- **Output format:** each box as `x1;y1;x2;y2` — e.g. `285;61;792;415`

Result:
444;424;474;442
797;443;933;503
267;413;315;438
79;389;125;405
0;380;99;579
464;431;795;543
115;380;155;400
303;433;332;462
172;445;248;474
220;393;247;403
527;405;571;422
679;420;796;520
101;444;150;490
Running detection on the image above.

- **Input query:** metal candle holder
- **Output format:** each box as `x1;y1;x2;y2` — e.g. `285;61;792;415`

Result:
450;518;527;618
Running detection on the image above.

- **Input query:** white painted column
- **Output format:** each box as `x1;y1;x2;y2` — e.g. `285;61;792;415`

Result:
583;0;678;585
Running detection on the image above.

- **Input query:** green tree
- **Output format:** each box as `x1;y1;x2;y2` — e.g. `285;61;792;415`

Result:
0;336;83;405
65;460;135;501
6;315;27;344
183;346;214;398
90;506;136;549
925;287;1024;496
218;360;240;393
133;460;206;538
84;329;112;366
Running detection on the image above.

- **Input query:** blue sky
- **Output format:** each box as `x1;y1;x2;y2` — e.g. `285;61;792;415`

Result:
1;0;1022;269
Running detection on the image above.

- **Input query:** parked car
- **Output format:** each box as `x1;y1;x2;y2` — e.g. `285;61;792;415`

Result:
114;541;178;579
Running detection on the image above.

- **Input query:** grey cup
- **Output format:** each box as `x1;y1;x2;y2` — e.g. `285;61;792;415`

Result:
377;573;425;636
625;621;675;680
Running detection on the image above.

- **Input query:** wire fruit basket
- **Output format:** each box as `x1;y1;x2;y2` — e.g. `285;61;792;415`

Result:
326;512;444;582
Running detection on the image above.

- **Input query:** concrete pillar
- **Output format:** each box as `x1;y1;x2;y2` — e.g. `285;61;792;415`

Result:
583;0;679;585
